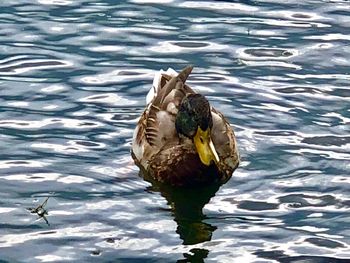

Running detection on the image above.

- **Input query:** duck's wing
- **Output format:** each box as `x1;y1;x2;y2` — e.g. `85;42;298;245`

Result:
151;65;194;107
146;68;177;105
133;66;194;151
211;107;240;174
145;66;195;147
132;66;196;167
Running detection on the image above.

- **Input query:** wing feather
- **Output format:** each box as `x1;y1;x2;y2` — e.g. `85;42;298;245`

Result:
144;66;194;147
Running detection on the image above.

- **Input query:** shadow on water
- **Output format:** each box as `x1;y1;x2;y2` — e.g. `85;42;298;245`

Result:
177;248;209;263
147;180;222;262
148;182;220;245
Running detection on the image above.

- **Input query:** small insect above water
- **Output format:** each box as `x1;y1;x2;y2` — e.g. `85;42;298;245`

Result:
27;196;51;225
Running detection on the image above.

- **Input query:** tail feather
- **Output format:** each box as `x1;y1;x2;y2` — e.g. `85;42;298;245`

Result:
177;65;193;83
146;68;178;105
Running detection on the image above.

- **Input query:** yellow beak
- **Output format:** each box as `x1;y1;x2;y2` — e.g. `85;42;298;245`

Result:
193;127;220;166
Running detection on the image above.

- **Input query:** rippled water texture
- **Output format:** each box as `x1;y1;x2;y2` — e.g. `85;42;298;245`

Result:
1;0;349;262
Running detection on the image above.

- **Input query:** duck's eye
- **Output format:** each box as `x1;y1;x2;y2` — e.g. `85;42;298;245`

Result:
200;137;204;143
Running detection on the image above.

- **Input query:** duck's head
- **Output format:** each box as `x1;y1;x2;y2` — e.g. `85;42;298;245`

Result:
175;93;220;166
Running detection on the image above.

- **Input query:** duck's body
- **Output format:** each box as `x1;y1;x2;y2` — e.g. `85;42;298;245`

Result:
132;66;239;186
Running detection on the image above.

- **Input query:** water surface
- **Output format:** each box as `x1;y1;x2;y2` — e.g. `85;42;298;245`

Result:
0;0;349;262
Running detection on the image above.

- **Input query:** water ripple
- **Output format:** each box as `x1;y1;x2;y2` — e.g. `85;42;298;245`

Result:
0;57;72;75
0;118;102;129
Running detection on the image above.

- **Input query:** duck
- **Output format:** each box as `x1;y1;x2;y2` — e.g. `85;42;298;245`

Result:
131;66;239;186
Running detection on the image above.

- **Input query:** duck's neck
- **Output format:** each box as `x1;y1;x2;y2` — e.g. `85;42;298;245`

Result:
177;132;193;146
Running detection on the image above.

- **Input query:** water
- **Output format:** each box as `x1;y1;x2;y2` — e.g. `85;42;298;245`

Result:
0;0;349;262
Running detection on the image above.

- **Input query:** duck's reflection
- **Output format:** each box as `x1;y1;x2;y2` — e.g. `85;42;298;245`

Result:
149;182;220;245
177;248;209;263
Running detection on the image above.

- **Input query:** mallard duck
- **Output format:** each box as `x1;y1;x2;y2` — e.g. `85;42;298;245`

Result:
131;66;239;186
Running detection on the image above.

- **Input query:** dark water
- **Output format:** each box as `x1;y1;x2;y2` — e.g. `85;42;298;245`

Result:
1;0;349;262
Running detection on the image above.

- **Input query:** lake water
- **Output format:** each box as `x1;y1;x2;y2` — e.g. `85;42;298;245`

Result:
0;0;349;262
